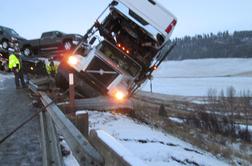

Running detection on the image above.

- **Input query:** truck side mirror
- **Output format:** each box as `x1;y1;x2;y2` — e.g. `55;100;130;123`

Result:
89;37;96;45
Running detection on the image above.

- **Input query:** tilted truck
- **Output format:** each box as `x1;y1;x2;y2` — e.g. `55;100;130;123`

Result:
56;0;177;102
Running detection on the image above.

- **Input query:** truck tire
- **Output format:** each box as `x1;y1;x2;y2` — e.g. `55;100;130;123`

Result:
23;47;32;57
1;40;9;51
63;41;72;51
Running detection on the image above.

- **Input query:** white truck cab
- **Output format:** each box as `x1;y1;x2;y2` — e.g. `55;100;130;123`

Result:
117;0;177;40
60;0;177;101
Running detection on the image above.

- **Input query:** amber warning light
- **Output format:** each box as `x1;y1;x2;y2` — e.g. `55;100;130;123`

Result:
116;43;130;54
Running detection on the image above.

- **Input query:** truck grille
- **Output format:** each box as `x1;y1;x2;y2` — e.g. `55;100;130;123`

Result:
86;56;119;87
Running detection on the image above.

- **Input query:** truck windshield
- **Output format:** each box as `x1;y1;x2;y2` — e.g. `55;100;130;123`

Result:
97;40;141;77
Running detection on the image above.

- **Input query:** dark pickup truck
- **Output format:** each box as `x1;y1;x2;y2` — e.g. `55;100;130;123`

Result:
0;25;26;51
20;31;82;57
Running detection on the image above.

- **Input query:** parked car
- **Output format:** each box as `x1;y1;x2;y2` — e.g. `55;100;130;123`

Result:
20;31;82;57
0;25;26;51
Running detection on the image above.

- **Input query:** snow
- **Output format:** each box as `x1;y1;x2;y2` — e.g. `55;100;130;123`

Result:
144;77;252;96
75;110;88;116
61;140;79;166
238;124;252;132
96;130;147;166
142;58;252;96
169;117;184;124
155;58;252;78
88;111;229;166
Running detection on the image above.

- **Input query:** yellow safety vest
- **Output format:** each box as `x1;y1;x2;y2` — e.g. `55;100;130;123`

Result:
8;54;21;70
46;63;58;75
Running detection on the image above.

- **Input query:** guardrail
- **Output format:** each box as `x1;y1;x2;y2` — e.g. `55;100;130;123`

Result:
40;111;63;166
40;92;104;166
29;78;149;166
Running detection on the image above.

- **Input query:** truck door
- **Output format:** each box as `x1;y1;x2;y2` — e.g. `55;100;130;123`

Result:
117;0;177;40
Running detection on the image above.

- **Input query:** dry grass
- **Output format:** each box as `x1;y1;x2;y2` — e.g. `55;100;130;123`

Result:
132;99;252;165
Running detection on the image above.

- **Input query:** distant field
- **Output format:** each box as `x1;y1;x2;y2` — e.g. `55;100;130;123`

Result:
143;58;252;96
155;58;252;77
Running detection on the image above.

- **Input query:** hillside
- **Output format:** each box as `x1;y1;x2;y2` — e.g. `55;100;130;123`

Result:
168;31;252;60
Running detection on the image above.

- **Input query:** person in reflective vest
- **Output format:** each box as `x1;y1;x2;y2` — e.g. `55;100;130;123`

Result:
8;52;26;89
46;58;58;77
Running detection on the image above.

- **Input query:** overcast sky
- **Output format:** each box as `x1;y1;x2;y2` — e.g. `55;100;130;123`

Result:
1;0;252;39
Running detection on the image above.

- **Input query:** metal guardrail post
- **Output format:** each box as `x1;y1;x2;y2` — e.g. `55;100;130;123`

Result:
69;73;75;113
76;111;89;138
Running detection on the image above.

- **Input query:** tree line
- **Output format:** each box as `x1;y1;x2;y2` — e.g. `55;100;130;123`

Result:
167;30;252;60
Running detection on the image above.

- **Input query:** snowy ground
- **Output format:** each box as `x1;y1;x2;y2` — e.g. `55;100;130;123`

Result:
154;58;252;78
143;58;252;96
143;77;252;96
85;111;229;166
239;124;252;132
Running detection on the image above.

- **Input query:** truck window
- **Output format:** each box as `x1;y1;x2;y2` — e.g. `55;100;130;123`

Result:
9;29;19;36
41;32;52;38
97;40;141;77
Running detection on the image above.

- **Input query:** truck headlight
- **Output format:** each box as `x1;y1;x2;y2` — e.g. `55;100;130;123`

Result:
68;55;78;66
112;89;128;102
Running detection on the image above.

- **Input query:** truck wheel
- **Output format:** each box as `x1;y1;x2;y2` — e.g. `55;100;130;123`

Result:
1;40;9;50
64;41;72;51
23;47;32;57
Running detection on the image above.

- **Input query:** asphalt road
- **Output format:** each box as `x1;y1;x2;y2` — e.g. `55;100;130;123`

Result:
0;74;42;166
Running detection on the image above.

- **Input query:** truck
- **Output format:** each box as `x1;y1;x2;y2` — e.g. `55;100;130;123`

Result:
56;0;177;102
0;25;26;51
20;31;82;57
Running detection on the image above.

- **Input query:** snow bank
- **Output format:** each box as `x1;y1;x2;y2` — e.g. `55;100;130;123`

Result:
88;111;229;166
96;130;147;166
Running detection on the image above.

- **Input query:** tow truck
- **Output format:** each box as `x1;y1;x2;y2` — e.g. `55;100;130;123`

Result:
56;0;177;102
